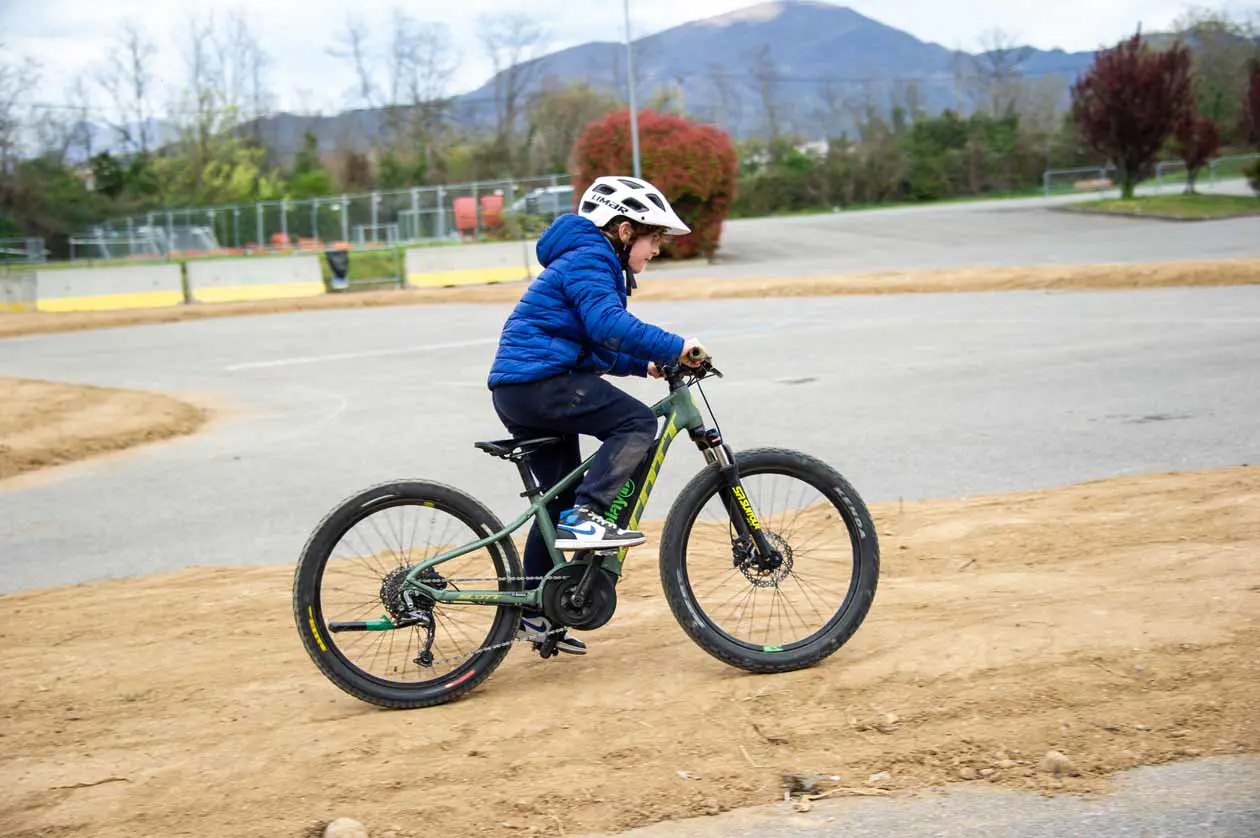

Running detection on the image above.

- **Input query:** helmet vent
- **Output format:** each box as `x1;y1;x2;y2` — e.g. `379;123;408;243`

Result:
618;178;647;190
623;197;649;213
646;193;666;210
581;201;601;214
593;183;617;195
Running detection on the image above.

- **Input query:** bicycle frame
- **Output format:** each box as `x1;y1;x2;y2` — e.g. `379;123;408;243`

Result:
401;380;709;610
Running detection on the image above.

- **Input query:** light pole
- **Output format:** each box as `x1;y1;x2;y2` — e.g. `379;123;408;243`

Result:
624;0;642;179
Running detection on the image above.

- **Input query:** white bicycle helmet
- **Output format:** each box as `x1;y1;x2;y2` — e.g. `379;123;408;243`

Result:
577;176;692;236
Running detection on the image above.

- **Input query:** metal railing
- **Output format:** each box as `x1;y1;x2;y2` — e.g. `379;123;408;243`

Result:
0;237;47;265
1042;153;1259;198
76;174;575;261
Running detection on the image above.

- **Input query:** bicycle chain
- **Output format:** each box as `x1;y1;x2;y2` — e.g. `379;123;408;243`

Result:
418;573;571;668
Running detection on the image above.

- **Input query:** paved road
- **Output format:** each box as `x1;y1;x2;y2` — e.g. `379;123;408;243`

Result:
585;756;1260;838
2;285;1258;594
663;179;1259;279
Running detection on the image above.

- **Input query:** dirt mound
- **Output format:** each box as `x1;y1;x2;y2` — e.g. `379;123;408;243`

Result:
3;258;1256;339
1;466;1256;837
0;378;208;481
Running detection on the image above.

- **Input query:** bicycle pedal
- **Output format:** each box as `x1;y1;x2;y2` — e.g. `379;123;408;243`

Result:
536;634;562;659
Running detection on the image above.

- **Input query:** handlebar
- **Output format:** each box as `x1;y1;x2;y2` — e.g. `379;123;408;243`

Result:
661;346;721;388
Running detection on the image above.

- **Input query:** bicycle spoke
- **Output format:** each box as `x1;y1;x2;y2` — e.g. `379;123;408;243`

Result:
682;469;859;649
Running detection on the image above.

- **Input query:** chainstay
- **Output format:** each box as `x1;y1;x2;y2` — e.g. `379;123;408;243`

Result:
421;574;569;667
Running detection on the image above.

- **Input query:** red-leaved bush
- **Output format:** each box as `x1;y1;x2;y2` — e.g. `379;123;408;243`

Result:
1071;33;1194;199
572;109;738;261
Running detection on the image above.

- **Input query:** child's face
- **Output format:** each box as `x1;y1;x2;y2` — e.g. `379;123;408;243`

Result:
627;231;664;273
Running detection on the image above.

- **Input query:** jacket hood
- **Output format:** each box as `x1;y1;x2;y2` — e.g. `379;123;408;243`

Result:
536;213;617;269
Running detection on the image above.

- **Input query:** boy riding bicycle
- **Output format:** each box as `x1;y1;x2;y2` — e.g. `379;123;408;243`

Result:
486;176;706;655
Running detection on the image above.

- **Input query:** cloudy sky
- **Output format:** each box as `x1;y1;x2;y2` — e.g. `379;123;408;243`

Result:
3;0;1252;119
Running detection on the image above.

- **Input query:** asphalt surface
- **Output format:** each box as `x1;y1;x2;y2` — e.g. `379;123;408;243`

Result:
658;179;1259;278
1;195;1258;837
585;756;1260;838
2;285;1258;593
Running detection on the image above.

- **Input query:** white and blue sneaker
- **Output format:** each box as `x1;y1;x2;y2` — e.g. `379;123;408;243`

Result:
554;505;647;551
517;615;588;655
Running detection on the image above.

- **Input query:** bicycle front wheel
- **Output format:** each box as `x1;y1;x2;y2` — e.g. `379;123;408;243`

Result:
659;448;879;674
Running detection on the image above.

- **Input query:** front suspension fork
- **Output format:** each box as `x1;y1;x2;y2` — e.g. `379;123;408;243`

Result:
701;438;779;564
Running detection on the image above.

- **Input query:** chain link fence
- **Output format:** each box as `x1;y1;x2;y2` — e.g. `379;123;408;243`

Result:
71;174;574;261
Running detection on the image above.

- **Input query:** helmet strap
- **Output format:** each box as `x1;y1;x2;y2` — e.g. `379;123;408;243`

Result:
604;223;638;296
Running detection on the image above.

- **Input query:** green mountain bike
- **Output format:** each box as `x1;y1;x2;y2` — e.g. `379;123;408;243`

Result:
292;351;880;709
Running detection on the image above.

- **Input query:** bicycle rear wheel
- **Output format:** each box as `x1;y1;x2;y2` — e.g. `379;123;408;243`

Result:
659;448;879;673
292;480;522;709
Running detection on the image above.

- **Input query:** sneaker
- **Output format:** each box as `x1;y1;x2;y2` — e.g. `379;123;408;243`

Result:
517;615;587;655
554;505;647;551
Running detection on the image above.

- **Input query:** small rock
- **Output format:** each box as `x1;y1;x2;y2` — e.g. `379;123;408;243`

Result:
979;768;996;778
1135;724;1151;731
783;774;818;793
792;796;812;813
676;770;699;781
1039;750;1077;777
994;750;1010;762
867;771;891;786
996;759;1017;769
958;766;979;780
325;818;368;838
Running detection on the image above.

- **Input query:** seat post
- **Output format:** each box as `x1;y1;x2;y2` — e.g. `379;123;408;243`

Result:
515;457;542;498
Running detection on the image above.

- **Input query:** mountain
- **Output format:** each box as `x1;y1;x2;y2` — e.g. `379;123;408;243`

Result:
252;1;1097;163
453;1;1095;136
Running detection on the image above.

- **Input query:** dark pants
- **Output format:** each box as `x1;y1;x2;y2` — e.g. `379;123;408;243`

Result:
491;373;658;582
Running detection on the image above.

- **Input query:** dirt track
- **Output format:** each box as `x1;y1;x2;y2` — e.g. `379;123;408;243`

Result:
0;378;207;481
2;258;1257;339
2;466;1256;838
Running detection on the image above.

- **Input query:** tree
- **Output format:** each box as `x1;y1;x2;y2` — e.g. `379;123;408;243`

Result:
1174;7;1258;144
163;12;278;205
478;12;548;176
1244;59;1260;195
94;21;158;156
748;45;783;143
573;109;738;261
286;131;334;198
525;82;619;173
1071;33;1194;199
970;29;1034;117
0;45;39;175
1245;59;1260;146
329;10;458;186
1173;113;1221;193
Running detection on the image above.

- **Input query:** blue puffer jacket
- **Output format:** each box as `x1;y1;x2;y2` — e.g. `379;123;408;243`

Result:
487;214;685;388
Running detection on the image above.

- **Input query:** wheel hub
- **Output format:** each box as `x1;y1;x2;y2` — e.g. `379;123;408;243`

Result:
733;531;794;587
380;565;445;620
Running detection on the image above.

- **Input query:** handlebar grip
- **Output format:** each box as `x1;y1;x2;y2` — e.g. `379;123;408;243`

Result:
686;345;708;362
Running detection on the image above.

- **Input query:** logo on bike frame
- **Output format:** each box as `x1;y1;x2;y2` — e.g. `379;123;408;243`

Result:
604;479;636;523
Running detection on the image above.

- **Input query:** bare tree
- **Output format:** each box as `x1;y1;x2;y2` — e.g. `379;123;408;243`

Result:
391;10;458;176
479;11;549;169
0;46;40;174
748;45;782;142
329;15;380;111
811;74;851;138
707;62;740;130
31;75;96;163
970;29;1033;117
166;12;272;200
94;21;157;155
